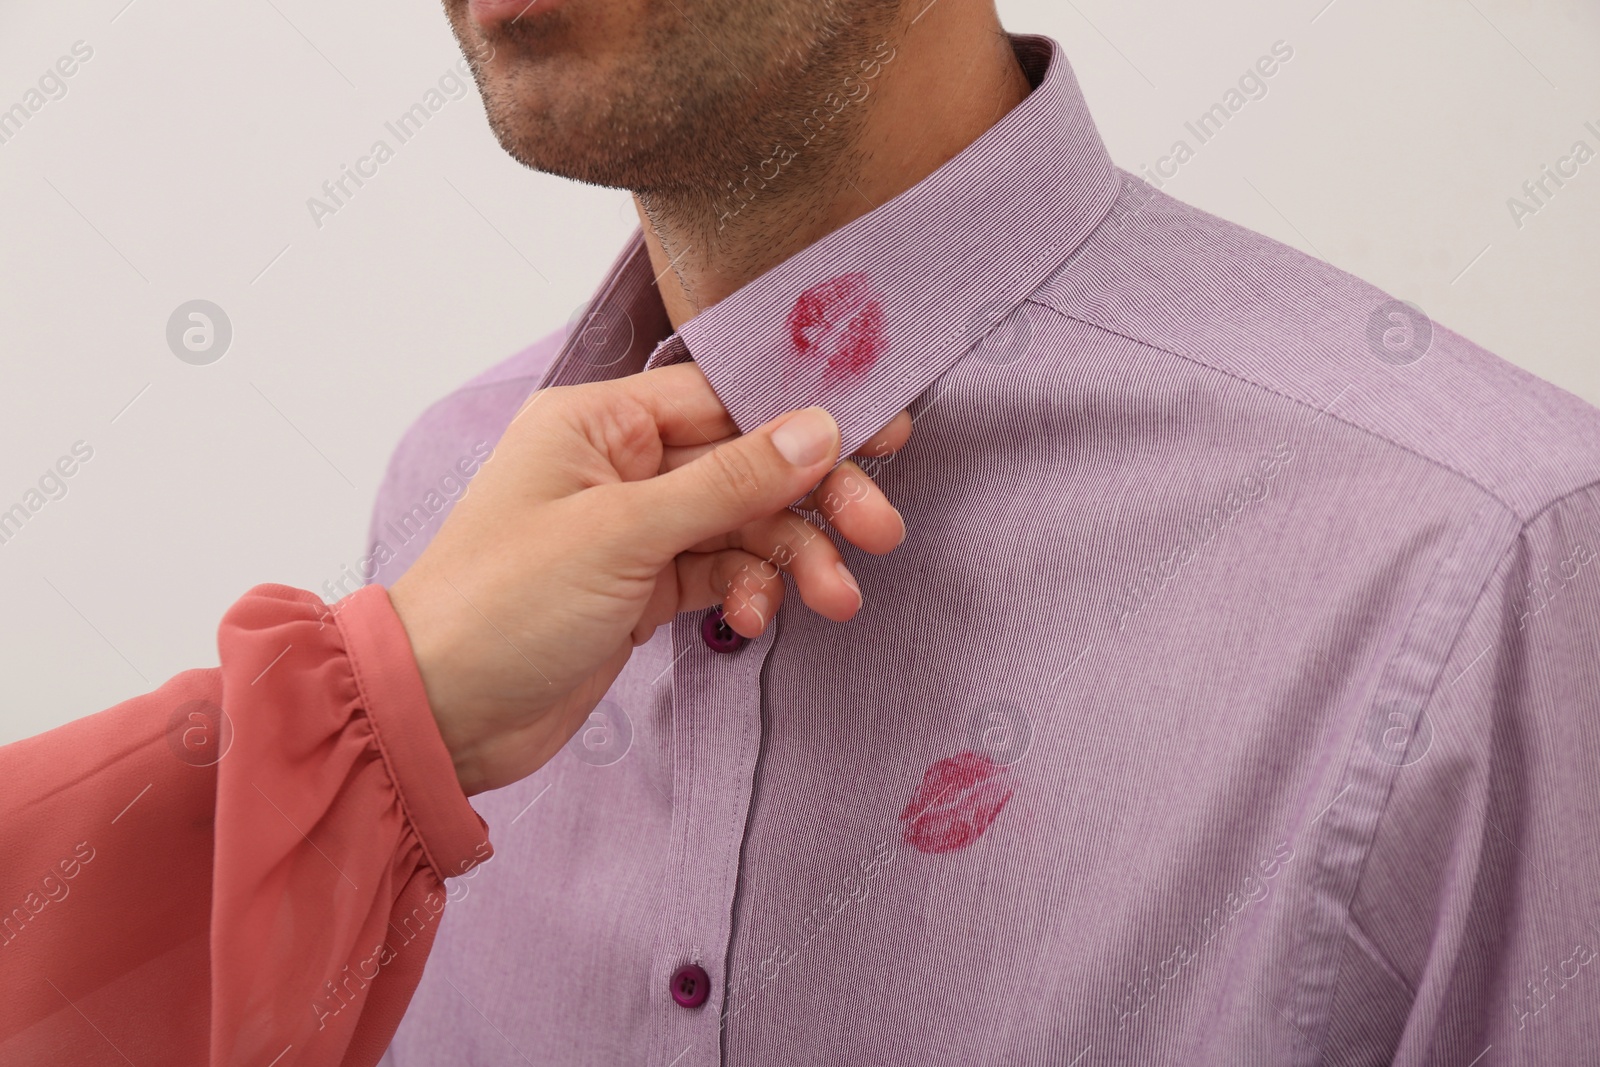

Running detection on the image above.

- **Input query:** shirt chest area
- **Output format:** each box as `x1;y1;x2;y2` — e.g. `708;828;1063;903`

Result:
429;360;1469;1062
443;471;1394;1066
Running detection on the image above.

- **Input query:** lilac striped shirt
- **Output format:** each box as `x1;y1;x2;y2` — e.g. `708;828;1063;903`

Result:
370;33;1600;1067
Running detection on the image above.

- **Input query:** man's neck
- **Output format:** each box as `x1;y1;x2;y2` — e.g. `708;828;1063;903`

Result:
635;2;1032;330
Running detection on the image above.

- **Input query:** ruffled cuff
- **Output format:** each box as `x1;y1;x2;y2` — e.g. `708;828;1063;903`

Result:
333;583;489;882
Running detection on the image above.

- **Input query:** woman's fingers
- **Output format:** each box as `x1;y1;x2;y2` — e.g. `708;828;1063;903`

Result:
794;460;907;554
856;409;913;459
672;548;792;637
635;405;908;636
723;509;862;622
659;408;913;473
674;506;864;631
685;461;903;558
660;410;910;559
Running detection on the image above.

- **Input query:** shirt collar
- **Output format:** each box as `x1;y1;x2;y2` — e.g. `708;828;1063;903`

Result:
535;34;1119;458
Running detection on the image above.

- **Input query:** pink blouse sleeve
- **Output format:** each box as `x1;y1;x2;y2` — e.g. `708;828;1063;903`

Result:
0;583;492;1066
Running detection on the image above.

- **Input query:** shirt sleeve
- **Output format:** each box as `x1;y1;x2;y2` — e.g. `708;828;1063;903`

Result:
0;582;492;1067
1342;482;1600;1065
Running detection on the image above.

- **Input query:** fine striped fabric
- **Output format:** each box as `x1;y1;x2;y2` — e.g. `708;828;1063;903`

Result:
369;34;1600;1067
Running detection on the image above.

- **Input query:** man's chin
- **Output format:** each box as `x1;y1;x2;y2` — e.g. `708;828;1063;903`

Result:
479;91;641;191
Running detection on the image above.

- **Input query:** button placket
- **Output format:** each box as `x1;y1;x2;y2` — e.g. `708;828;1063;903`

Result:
649;606;778;1067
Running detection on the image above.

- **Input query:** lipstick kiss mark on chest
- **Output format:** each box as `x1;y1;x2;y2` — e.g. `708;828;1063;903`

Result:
900;751;1013;855
786;271;886;386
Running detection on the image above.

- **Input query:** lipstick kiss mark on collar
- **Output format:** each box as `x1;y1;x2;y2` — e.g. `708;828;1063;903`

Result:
786;271;886;388
900;751;1013;855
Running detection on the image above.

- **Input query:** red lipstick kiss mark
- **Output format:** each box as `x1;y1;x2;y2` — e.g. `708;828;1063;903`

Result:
786;271;886;387
900;751;1013;855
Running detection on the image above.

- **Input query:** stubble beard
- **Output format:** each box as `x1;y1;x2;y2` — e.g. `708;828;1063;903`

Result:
451;0;901;261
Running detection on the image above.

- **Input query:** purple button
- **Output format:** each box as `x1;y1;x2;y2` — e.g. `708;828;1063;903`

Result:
670;963;710;1008
701;607;746;653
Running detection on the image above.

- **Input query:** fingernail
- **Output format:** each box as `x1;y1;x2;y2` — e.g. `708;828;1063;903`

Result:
772;406;837;467
836;561;863;606
747;591;771;623
894;509;907;547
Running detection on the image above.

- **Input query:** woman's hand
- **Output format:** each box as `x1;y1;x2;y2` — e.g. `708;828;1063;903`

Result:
387;362;911;795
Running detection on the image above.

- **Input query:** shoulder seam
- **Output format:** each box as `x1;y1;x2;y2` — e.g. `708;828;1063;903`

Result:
1026;294;1524;526
1519;475;1600;531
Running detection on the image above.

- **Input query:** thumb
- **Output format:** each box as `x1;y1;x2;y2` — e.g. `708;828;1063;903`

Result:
621;405;840;561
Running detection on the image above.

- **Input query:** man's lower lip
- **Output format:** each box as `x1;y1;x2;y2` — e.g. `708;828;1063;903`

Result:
467;0;544;29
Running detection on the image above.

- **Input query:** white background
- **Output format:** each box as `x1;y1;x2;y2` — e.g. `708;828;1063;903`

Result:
2;0;1597;743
